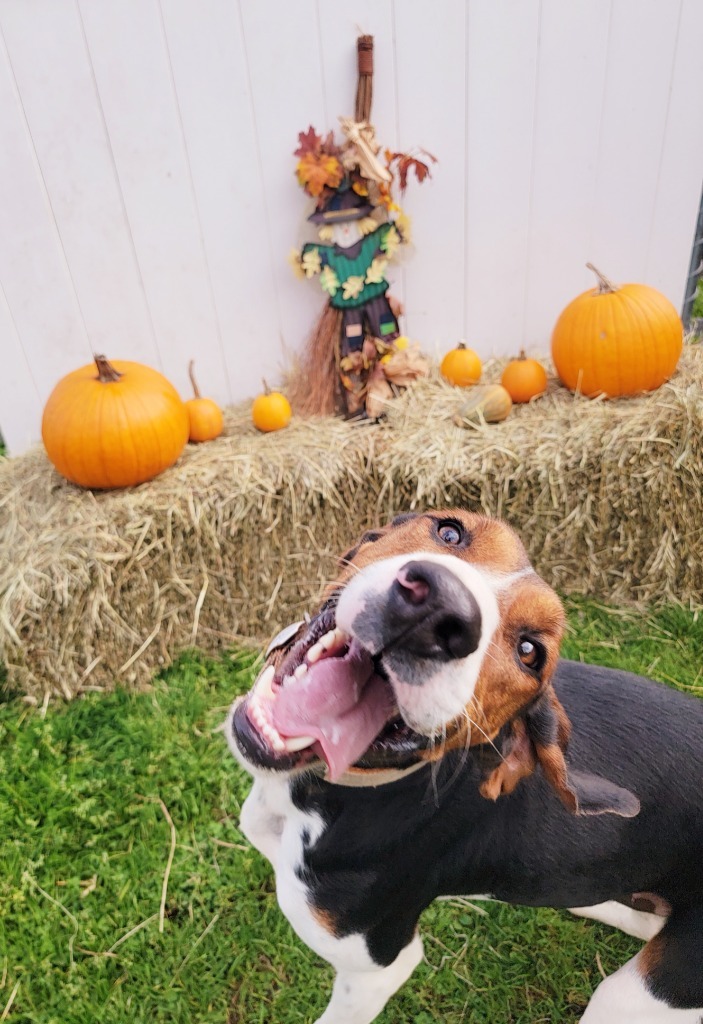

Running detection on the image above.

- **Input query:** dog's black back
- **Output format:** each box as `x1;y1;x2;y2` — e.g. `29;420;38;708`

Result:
292;661;703;977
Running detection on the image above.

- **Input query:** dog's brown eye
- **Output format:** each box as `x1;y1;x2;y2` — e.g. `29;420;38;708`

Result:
437;521;463;545
517;637;542;671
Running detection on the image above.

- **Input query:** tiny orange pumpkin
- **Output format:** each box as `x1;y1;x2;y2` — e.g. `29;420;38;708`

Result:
440;342;482;387
185;360;224;442
252;382;292;432
501;350;548;403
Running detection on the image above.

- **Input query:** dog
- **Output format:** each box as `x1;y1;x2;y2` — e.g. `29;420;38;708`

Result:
226;510;703;1023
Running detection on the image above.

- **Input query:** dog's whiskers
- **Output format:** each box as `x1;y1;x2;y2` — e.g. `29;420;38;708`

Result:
462;707;505;761
428;724;449;796
467;694;490;731
337;559;363;578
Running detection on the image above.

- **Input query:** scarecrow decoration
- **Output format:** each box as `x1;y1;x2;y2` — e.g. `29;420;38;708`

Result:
288;35;435;418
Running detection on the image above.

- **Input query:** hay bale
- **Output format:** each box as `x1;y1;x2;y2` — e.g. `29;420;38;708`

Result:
2;345;703;700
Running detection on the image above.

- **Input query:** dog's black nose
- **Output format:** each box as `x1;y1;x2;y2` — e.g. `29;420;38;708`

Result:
389;560;482;661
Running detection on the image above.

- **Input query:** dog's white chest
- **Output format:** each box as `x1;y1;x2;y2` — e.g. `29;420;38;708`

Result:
239;776;388;979
240;774;328;872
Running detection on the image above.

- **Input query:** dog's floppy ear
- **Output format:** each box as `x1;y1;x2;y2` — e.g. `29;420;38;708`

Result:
481;689;640;818
528;689;640;817
479;718;537;801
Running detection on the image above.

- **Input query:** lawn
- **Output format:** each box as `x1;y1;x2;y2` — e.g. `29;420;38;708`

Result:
1;599;701;1024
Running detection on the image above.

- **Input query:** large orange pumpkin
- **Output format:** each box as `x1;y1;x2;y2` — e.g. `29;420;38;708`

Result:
551;264;683;397
42;355;189;489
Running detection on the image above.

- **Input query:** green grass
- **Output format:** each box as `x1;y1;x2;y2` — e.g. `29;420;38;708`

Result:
692;277;703;320
1;601;701;1024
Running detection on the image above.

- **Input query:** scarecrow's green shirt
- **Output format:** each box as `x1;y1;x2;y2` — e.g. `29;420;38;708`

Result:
301;223;401;309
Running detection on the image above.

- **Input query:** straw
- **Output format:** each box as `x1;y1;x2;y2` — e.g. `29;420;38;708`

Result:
1;344;702;700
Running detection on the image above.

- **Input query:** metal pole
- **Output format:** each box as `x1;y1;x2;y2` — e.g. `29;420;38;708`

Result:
682;180;703;328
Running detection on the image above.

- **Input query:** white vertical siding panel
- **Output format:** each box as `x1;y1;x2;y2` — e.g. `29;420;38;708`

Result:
394;0;466;357
0;32;91;404
589;0;682;291
77;0;226;403
464;0;541;357
0;0;158;366
524;0;611;349
645;0;703;306
2;1;703;455
0;283;43;455
317;0;405;310
159;0;279;402
239;0;328;363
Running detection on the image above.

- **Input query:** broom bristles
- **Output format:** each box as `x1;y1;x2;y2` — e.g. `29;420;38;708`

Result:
287;304;344;417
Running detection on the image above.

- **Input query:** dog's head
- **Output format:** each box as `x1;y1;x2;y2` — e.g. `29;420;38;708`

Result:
228;510;638;816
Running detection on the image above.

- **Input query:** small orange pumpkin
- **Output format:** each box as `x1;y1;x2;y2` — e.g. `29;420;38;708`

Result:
440;343;482;387
501;350;548;403
42;355;189;489
252;383;292;433
551;263;683;397
185;360;224;442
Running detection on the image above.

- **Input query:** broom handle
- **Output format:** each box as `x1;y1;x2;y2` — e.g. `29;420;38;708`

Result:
355;35;374;122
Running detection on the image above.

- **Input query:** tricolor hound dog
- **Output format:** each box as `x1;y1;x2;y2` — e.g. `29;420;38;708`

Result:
226;510;703;1023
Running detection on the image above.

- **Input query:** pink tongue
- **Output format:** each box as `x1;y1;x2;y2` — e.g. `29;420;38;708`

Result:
272;643;395;780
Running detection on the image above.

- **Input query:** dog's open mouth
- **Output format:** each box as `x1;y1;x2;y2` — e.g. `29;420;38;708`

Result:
231;607;430;780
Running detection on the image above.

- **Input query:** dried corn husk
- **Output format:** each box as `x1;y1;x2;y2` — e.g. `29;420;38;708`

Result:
382;345;429;387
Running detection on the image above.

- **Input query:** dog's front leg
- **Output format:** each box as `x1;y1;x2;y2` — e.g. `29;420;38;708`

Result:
315;933;424;1024
238;777;288;866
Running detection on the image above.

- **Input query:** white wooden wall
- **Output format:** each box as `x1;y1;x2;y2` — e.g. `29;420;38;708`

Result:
2;0;703;455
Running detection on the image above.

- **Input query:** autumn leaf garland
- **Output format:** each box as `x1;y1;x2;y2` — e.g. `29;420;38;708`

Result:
294;125;436;210
385;149;437;191
301;248;322;277
319;266;340;297
364;256;388;285
294;127;344;201
297;252;390;300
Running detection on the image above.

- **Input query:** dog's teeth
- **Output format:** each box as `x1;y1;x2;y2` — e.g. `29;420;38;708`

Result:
250;704;266;728
294;663;308;680
321;627;350;654
319;630;337;650
255;664;275;699
306;642;323;664
260;722;283;750
282;674;294;688
283;735;316;752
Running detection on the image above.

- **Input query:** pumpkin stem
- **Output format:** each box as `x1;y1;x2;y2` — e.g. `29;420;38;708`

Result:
457;341;466;350
94;354;122;383
586;262;619;295
518;348;527;360
188;360;201;399
262;378;271;395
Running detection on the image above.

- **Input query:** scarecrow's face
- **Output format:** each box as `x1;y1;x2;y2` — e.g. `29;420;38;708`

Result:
330;220;362;249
